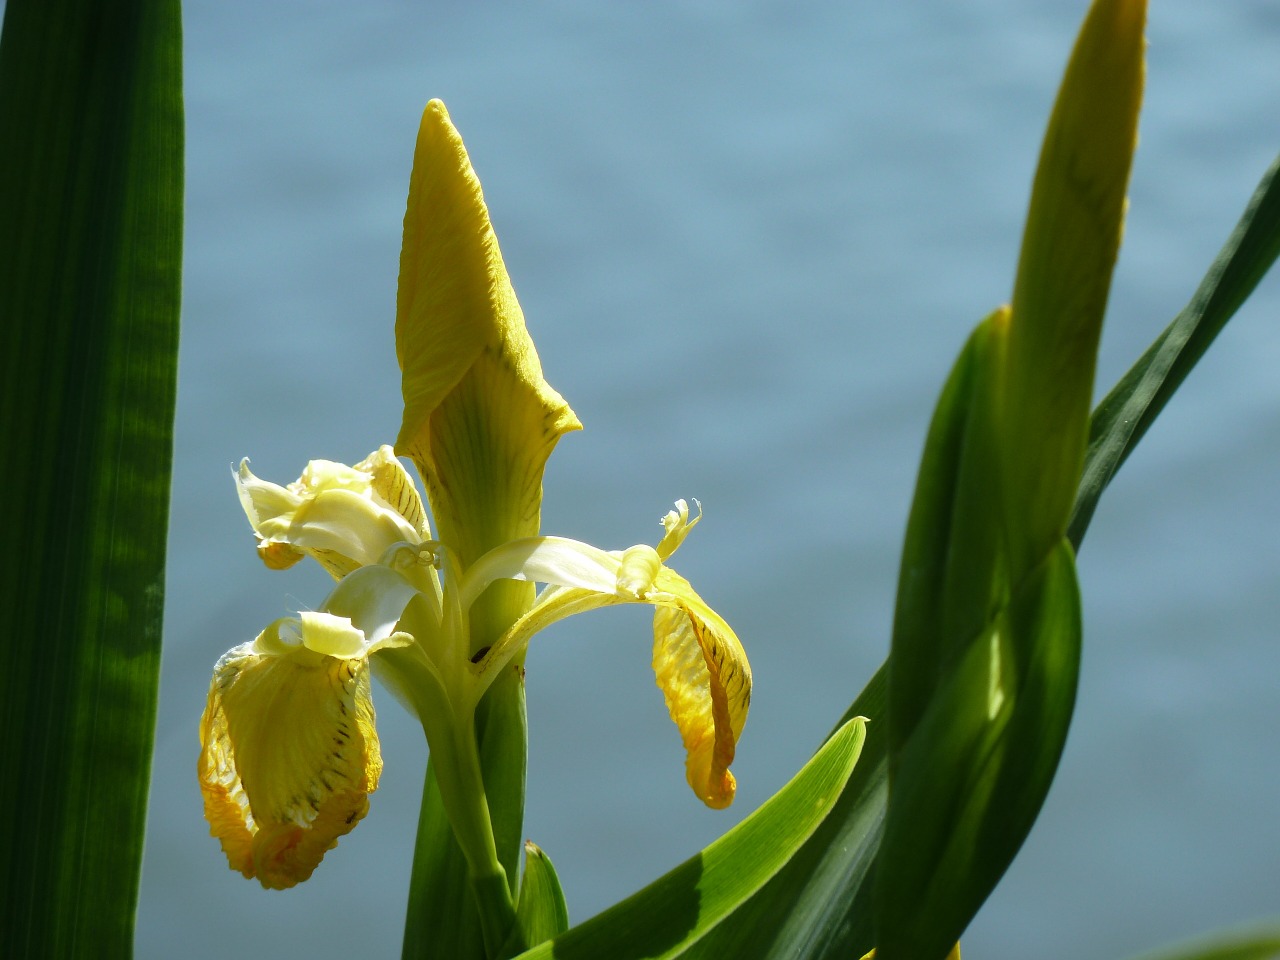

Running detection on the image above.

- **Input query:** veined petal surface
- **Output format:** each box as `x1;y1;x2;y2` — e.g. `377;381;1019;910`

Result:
198;617;396;889
394;100;580;572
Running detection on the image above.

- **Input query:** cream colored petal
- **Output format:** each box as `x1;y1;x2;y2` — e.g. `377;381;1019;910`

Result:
655;499;701;561
282;489;419;567
458;535;621;610
235;459;301;531
320;563;424;647
197;639;384;889
235;461;306;570
236;451;428;579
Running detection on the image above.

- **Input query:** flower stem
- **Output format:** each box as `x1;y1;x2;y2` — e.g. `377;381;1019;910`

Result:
469;868;518;958
418;709;516;956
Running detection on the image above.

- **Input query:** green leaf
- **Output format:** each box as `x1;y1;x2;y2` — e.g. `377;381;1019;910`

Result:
1124;924;1280;960
609;10;1277;960
512;717;867;960
404;762;487;960
874;4;1142;955
1068;149;1280;548
503;841;570;956
874;298;1083;959
876;541;1081;959
708;147;1280;959
887;310;1008;770
0;1;183;956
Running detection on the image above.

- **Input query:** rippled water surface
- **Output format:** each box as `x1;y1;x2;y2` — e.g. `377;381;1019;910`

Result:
139;3;1280;957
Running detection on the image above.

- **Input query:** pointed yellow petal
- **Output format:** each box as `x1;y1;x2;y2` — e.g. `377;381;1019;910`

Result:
478;576;752;809
197;638;384;889
650;573;751;809
393;100;580;587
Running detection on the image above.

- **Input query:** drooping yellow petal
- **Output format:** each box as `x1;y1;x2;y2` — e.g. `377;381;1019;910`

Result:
464;514;752;808
198;637;385;889
394;100;580;597
650;572;751;809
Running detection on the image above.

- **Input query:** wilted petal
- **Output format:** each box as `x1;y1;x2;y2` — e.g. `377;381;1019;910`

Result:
650;573;751;809
198;613;407;889
235;447;425;579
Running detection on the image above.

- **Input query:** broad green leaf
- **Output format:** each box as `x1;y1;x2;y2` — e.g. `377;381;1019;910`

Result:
0;0;183;956
876;541;1080;959
502;841;570;956
1124;924;1280;960
1068;150;1280;548
512;718;867;960
876;3;1142;955
702;146;1280;958
618;7;1273;960
887;310;1007;770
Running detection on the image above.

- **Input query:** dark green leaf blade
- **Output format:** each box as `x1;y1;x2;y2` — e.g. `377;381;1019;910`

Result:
512;718;867;960
1068;150;1280;548
886;314;1006;768
0;1;183;956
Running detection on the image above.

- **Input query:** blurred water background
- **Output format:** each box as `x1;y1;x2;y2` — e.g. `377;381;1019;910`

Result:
138;2;1280;957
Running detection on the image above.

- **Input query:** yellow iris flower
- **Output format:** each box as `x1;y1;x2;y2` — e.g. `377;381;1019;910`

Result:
199;101;751;890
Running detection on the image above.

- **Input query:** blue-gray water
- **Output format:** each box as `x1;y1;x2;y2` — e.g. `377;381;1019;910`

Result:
141;2;1280;957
